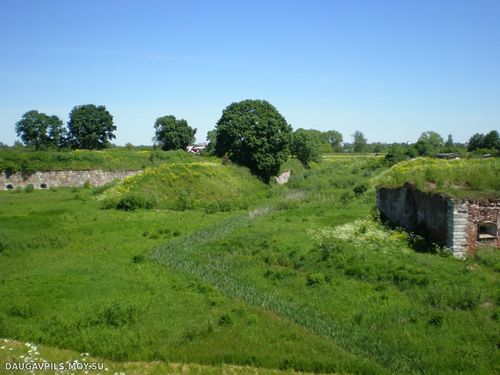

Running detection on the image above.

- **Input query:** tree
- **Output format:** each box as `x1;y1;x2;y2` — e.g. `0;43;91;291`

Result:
483;130;500;150
352;131;367;153
467;133;485;151
154;115;196;151
415;131;443;156
214;99;292;183
67;104;115;149
322;130;343;152
204;129;218;155
292;128;322;167
15;110;65;150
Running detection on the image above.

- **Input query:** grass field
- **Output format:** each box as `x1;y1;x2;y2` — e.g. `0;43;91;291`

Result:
0;155;498;374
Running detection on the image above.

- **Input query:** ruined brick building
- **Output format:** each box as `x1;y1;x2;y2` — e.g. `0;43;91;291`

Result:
377;183;499;258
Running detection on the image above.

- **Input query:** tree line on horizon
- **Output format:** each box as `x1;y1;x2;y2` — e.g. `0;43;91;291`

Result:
4;101;499;182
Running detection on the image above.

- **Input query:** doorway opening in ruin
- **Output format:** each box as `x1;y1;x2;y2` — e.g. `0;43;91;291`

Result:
6;184;14;190
40;183;48;189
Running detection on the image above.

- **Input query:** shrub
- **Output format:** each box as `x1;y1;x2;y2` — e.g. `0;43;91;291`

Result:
8;303;33;318
116;194;156;211
175;191;196;211
83;179;91;188
132;255;145;264
306;272;326;286
90;303;139;327
24;184;34;193
353;182;368;196
218;314;233;326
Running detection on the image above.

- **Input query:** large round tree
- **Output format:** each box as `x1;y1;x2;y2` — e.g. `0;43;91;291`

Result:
154;115;196;151
214;99;292;182
15;110;65;150
67;104;115;149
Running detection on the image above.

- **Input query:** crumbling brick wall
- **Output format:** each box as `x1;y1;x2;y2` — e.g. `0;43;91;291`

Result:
465;200;500;255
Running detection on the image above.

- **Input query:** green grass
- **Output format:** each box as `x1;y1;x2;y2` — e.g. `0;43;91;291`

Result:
0;338;326;374
0;155;498;374
0;148;205;173
373;157;500;199
0;186;379;374
99;162;267;211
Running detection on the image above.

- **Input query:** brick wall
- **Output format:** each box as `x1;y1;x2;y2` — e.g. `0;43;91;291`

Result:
1;170;142;190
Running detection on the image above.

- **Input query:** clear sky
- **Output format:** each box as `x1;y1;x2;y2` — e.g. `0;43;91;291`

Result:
0;0;499;145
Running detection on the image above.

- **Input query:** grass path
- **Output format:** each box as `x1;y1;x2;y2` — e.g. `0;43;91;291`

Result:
151;206;393;374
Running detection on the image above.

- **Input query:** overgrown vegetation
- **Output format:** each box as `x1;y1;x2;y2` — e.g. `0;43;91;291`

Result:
0;148;200;173
0;155;498;374
373;157;500;199
99;162;266;211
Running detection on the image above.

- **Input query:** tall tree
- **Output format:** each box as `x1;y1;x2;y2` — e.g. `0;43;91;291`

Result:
292;128;323;167
204;129;218;155
467;133;485;151
154;115;196;151
415;131;444;156
352;131;367;153
15;110;65;150
67;104;115;149
322;130;343;152
214;99;292;183
483;130;500;150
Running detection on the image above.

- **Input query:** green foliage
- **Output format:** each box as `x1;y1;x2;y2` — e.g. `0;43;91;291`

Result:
154;115;196;151
352;130;367;152
115;194;157;211
321;130;343;152
1;154;498;374
468;130;500;152
0;148;197;173
15;110;65;150
374;157;500;199
24;184;34;193
214;99;292;183
99;162;266;211
306;272;326;286
415;131;444;156
291;128;322;167
67;104;116;149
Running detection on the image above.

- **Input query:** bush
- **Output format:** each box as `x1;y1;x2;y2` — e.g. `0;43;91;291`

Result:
306;272;326;286
24;184;34;193
116;194;156;211
353;182;368;196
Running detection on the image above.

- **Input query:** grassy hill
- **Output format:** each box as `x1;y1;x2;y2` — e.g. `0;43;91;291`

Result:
99;161;267;211
372;157;500;199
0;148;203;172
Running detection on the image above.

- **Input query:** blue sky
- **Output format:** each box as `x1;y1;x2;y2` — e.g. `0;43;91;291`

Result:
0;0;499;145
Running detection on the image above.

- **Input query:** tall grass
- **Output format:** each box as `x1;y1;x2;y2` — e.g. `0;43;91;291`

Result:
373;157;500;199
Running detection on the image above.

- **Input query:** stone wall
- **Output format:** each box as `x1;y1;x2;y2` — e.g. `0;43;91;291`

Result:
377;184;499;258
275;170;291;185
1;170;142;190
376;183;449;245
447;200;469;258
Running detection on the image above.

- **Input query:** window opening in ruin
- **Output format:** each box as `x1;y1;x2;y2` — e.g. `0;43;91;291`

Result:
478;222;497;240
40;183;48;189
6;184;14;190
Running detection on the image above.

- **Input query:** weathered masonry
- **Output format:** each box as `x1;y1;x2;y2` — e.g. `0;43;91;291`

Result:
377;183;500;258
1;170;142;190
